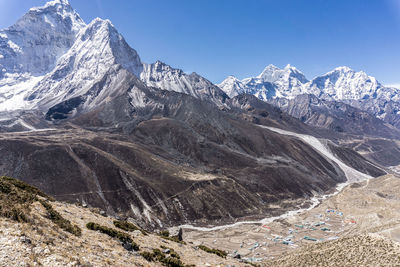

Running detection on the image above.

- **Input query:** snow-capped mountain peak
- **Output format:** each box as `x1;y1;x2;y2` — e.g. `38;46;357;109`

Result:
1;0;228;113
307;66;382;100
30;0;71;10
22;15;143;111
257;64;280;80
256;64;308;84
284;64;306;77
0;0;88;111
76;17;142;76
224;75;241;82
331;66;352;73
140;61;228;106
24;0;85;34
217;75;246;98
0;0;85;79
284;63;295;70
3;0;398;128
219;63;397;104
225;64;310;100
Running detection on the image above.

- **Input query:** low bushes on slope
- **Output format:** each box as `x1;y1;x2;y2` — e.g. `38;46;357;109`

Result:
198;245;227;258
160;245;180;259
0;176;82;236
113;219;147;235
39;199;81;236
140;248;193;267
0;176;43;222
158;230;186;244
86;222;139;251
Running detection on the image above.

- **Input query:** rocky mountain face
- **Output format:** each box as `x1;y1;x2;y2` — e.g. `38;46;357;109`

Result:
343;97;400;128
269;93;400;166
220;65;400;129
270;94;400;139
0;0;391;228
141;61;228;107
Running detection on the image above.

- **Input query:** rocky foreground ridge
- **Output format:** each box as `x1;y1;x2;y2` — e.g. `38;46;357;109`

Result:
0;175;249;266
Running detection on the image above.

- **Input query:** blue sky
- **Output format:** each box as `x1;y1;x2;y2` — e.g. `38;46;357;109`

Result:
0;0;399;86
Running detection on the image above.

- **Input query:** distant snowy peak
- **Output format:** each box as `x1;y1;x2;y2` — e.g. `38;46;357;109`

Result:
257;64;308;84
257;64;280;80
219;64;400;127
218;64;310;101
0;0;85;78
219;64;400;103
26;0;85;33
141;61;228;106
308;66;382;100
217;75;247;98
257;64;309;98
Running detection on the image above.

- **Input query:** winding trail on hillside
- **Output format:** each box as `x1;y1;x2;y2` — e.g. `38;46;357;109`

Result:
176;126;372;232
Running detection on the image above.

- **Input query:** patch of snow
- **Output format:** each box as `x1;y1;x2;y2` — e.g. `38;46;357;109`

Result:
7;40;21;52
1;119;56;132
128;88;147;108
0;75;44;112
18;120;36;131
377;112;387;119
43;15;55;27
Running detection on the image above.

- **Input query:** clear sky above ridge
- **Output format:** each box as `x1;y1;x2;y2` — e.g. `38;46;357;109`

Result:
0;0;399;86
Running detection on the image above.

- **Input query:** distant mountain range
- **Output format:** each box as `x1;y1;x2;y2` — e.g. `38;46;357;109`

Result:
1;0;400;129
219;65;400;128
